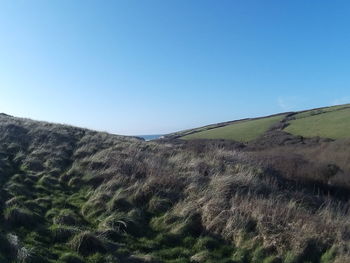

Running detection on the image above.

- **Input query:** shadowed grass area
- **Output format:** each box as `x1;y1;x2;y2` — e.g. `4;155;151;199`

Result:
285;108;350;139
181;115;284;142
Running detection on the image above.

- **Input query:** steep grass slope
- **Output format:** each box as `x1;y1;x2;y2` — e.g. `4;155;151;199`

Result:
0;114;350;262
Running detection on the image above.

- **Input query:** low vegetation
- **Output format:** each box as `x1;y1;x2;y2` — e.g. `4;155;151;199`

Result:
174;103;350;142
285;108;350;139
292;104;350;119
0;110;350;262
182;115;284;142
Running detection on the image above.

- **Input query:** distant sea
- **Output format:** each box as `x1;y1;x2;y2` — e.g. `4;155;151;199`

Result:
138;134;164;141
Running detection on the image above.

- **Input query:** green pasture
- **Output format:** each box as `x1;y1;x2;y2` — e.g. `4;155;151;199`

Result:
182;115;284;142
285;108;350;139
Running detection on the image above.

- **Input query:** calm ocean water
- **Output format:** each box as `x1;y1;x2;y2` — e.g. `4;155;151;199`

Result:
138;134;164;141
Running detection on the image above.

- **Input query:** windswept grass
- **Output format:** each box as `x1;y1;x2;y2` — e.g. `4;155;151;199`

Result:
1;112;350;262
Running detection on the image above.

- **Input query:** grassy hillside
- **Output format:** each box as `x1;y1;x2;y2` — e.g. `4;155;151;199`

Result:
1;114;350;262
182;115;284;142
175;104;350;142
292;104;350;119
285;108;350;139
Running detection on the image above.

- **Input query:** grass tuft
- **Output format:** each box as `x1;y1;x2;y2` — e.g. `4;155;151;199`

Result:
4;206;40;228
69;231;107;256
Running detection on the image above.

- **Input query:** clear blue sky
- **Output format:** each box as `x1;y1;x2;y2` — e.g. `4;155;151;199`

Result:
0;1;349;135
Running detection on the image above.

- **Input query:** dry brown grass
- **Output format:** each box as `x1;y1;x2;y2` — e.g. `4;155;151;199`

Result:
1;114;350;261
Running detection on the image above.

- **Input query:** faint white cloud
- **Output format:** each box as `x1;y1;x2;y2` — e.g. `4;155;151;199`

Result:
277;97;298;111
331;97;350;106
277;98;288;111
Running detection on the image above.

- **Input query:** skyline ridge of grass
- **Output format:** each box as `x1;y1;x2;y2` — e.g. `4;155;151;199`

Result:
171;103;350;142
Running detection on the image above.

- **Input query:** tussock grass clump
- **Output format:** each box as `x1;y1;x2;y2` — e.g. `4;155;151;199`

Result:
193;236;221;252
155;212;203;238
45;208;60;220
4;206;40;228
5;182;31;196
24;200;45;213
98;212;132;234
53;209;82;226
34;197;51;209
59;172;72;184
10;173;24;183
5;195;26;207
37;174;59;189
58;252;85;263
68;177;82;188
150;213;180;232
81;190;111;219
96;229;121;243
107;189;132;212
250;246;279;263
190;250;210;262
81;200;106;220
69;231;107;256
50;224;81;242
52;195;71;209
172;218;202;237
148;196;173;214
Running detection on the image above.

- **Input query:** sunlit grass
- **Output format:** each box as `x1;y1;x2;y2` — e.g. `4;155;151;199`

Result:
181;115;284;142
293;104;350;119
285;108;350;139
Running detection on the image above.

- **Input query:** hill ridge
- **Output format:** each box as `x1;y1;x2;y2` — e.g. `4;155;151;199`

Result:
169;103;350;142
0;112;350;262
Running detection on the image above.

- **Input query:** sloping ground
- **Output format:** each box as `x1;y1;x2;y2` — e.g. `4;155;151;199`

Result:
167;120;248;139
181;115;284;142
1;114;350;262
175;103;350;142
284;108;350;139
292;104;350;120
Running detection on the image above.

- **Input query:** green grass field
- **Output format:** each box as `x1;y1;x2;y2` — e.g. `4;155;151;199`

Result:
174;103;350;142
293;104;350;119
182;114;284;142
284;108;350;139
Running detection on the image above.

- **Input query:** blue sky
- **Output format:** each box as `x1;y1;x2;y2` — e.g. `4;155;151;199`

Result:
0;1;349;135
